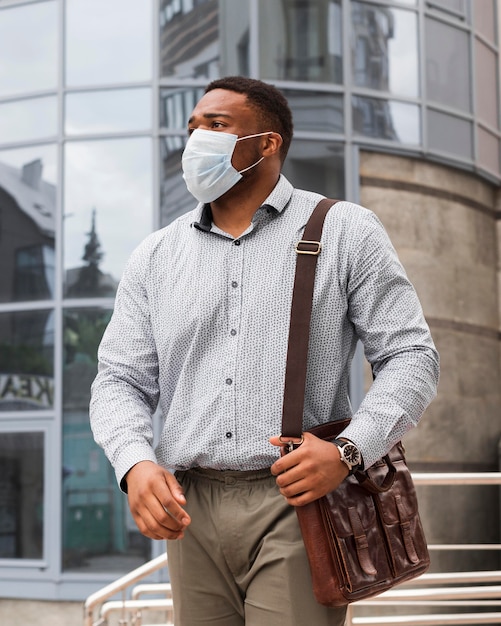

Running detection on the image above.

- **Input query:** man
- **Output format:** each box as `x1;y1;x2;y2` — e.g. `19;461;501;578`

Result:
90;76;439;625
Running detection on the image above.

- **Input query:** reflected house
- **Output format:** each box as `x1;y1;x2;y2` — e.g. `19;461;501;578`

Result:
0;158;55;411
0;158;55;302
352;3;398;141
160;0;219;78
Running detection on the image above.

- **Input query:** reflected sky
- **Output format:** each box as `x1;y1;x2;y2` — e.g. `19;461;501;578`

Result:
65;0;152;86
64;137;152;288
0;96;57;144
65;88;152;135
386;9;418;98
0;1;57;98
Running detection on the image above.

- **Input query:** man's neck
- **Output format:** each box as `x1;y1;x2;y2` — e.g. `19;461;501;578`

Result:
210;174;280;238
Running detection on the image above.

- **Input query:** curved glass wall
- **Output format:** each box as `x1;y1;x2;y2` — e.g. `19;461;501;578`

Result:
0;0;499;600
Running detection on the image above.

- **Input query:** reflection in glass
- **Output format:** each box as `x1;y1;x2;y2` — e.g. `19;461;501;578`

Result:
160;136;192;228
0;145;56;303
0;96;57;145
259;0;342;83
160;0;250;79
352;2;418;98
477;127;499;175
65;88;152;135
282;140;345;199
281;90;343;134
474;0;495;44
427;109;472;159
474;41;498;129
428;0;468;19
65;0;152;86
64;138;152;298
62;308;150;572
0;310;54;411
160;87;206;130
0;1;57;98
0;432;44;559
353;96;420;145
425;17;471;112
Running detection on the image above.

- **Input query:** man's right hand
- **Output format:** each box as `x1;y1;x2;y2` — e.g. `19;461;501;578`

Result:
125;461;191;540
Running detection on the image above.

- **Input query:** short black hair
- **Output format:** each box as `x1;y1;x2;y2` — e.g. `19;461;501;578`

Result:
205;76;294;163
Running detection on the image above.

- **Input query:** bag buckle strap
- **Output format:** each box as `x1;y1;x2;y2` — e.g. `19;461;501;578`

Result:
279;434;304;453
295;240;322;256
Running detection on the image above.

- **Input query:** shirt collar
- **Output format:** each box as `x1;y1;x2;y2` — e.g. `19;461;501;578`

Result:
191;175;294;233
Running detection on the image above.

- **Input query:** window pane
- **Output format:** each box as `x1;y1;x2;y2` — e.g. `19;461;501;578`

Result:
160;87;206;130
474;0;496;44
353;96;420;145
352;2;418;98
160;0;250;79
160;136;193;227
66;0;152;86
64;138;152;298
425;17;471;112
281;90;344;134
428;0;469;20
282;140;345;199
0;432;44;559
65;88;152;135
0;145;56;303
427;109;473;159
62;307;150;572
0;310;54;411
0;96;57;145
259;0;342;83
474;40;498;129
0;1;57;98
477;126;500;175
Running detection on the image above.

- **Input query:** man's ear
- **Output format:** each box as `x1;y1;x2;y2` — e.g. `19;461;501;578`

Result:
262;132;283;158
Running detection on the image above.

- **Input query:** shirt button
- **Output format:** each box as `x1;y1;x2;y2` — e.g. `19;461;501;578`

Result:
230;329;237;336
226;378;233;385
225;432;233;438
231;281;238;288
234;239;241;246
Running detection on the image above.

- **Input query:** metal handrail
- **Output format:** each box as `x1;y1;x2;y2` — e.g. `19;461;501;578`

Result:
83;472;501;626
412;472;501;485
83;553;167;626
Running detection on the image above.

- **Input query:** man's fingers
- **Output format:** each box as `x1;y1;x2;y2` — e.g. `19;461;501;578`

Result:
125;461;190;539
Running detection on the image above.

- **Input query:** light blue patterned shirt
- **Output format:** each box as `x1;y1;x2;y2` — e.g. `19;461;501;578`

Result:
90;175;439;488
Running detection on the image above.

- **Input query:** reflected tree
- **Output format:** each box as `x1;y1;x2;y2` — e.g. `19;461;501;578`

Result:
66;208;115;298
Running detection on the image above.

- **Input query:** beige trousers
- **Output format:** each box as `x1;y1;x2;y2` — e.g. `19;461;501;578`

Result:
166;467;347;626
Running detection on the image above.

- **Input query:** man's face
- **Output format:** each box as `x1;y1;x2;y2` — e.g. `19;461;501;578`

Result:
187;89;265;172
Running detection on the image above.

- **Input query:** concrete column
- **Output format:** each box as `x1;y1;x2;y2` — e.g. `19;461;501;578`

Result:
359;151;501;572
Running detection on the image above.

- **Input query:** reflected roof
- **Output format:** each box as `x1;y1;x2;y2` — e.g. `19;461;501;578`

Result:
0;158;55;236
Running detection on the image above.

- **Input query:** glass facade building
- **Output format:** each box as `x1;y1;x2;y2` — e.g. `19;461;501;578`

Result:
0;0;499;601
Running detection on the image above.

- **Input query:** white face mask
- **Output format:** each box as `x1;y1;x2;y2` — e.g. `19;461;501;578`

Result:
181;128;272;203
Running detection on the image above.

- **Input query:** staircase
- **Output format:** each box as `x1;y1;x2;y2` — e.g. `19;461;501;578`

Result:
84;553;174;626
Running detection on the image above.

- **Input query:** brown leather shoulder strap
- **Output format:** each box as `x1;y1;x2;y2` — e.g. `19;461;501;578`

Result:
281;198;339;438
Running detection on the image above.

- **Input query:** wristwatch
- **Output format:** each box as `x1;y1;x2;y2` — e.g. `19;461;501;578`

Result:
332;438;363;475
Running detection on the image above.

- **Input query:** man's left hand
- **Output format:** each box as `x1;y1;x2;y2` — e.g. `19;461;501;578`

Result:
269;432;349;506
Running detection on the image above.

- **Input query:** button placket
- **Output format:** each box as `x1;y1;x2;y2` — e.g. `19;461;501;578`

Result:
223;237;244;448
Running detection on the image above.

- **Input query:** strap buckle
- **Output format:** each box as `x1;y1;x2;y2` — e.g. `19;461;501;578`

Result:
295;240;322;256
279;434;304;453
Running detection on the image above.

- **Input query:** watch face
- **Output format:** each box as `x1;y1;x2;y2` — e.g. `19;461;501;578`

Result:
343;443;361;467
